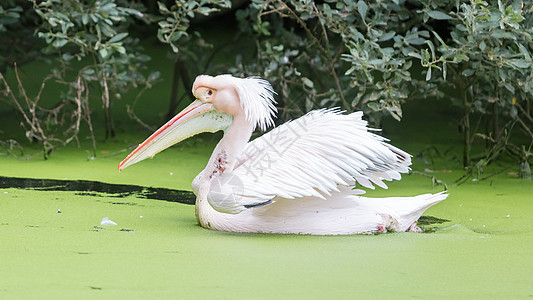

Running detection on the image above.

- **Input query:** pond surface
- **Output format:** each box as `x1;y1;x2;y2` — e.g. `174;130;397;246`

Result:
1;154;532;298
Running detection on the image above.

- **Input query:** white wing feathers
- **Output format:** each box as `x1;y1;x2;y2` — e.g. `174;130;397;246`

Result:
230;109;411;206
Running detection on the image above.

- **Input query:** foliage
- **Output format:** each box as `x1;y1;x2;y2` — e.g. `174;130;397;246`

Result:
231;0;441;124
233;0;532;177
157;0;232;53
0;0;161;158
32;0;160;141
1;0;532;177
0;66;88;159
154;0;232;121
416;0;533;173
0;0;233;158
0;2;22;32
0;0;41;73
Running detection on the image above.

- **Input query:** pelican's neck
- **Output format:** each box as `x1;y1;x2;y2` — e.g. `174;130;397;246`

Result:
206;113;254;177
195;113;254;225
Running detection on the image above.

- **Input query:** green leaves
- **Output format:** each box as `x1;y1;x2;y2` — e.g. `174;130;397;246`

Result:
342;17;422;120
427;10;452;20
0;5;22;31
28;0;160;148
508;59;530;69
98;48;109;59
108;32;128;43
453;54;469;62
33;0;143;59
357;1;368;19
302;77;314;89
415;0;533;168
233;0;533;137
157;0;232;53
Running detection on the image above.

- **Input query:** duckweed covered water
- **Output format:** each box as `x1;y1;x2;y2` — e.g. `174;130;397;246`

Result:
1;147;532;298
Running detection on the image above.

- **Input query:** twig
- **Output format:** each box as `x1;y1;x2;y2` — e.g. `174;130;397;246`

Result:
64;77;83;146
516;115;533;139
410;170;448;190
0;72;30;127
1;64;95;159
479;165;513;181
127;79;158;132
80;77;96;157
101;73;115;139
126;105;156;132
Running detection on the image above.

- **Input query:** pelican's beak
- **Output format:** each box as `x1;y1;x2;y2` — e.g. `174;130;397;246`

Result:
118;100;232;171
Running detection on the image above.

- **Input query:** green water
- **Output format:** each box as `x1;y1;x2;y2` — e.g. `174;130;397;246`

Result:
1;144;533;298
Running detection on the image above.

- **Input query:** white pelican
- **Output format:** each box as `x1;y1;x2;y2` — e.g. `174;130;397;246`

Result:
119;74;447;235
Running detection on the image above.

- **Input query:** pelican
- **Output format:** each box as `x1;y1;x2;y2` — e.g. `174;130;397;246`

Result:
119;74;447;235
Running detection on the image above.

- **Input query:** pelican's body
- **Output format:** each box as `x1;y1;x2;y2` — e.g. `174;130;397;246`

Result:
119;75;447;235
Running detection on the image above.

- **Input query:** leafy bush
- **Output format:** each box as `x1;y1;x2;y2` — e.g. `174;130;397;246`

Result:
155;0;232;120
418;0;533;173
32;0;159;140
231;0;442;125
0;2;21;32
232;0;532;177
157;0;232;53
1;0;160;158
1;0;532;178
0;1;41;72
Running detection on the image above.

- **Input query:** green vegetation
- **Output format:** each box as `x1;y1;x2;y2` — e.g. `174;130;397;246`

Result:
1;0;532;175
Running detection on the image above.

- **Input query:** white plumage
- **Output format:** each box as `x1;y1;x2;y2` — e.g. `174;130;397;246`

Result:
119;74;447;235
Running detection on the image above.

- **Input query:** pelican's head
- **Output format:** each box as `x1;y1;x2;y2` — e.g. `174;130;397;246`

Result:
118;74;277;171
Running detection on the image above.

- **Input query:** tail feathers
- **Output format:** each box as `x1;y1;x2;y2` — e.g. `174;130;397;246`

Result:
363;191;448;232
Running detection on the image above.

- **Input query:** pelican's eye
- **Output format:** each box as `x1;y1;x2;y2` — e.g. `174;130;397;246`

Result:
195;87;214;103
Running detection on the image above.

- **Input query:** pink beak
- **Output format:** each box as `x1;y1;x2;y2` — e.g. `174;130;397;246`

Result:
118;100;218;171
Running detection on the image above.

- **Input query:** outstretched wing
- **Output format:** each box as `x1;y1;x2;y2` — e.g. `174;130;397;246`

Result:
224;109;411;208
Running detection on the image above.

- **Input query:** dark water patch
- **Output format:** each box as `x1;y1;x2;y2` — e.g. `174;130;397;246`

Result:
418;215;451;233
0;176;195;205
105;201;142;206
418;215;450;226
75;192;105;197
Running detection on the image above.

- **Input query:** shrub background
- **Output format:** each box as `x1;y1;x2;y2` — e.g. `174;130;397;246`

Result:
0;0;531;178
